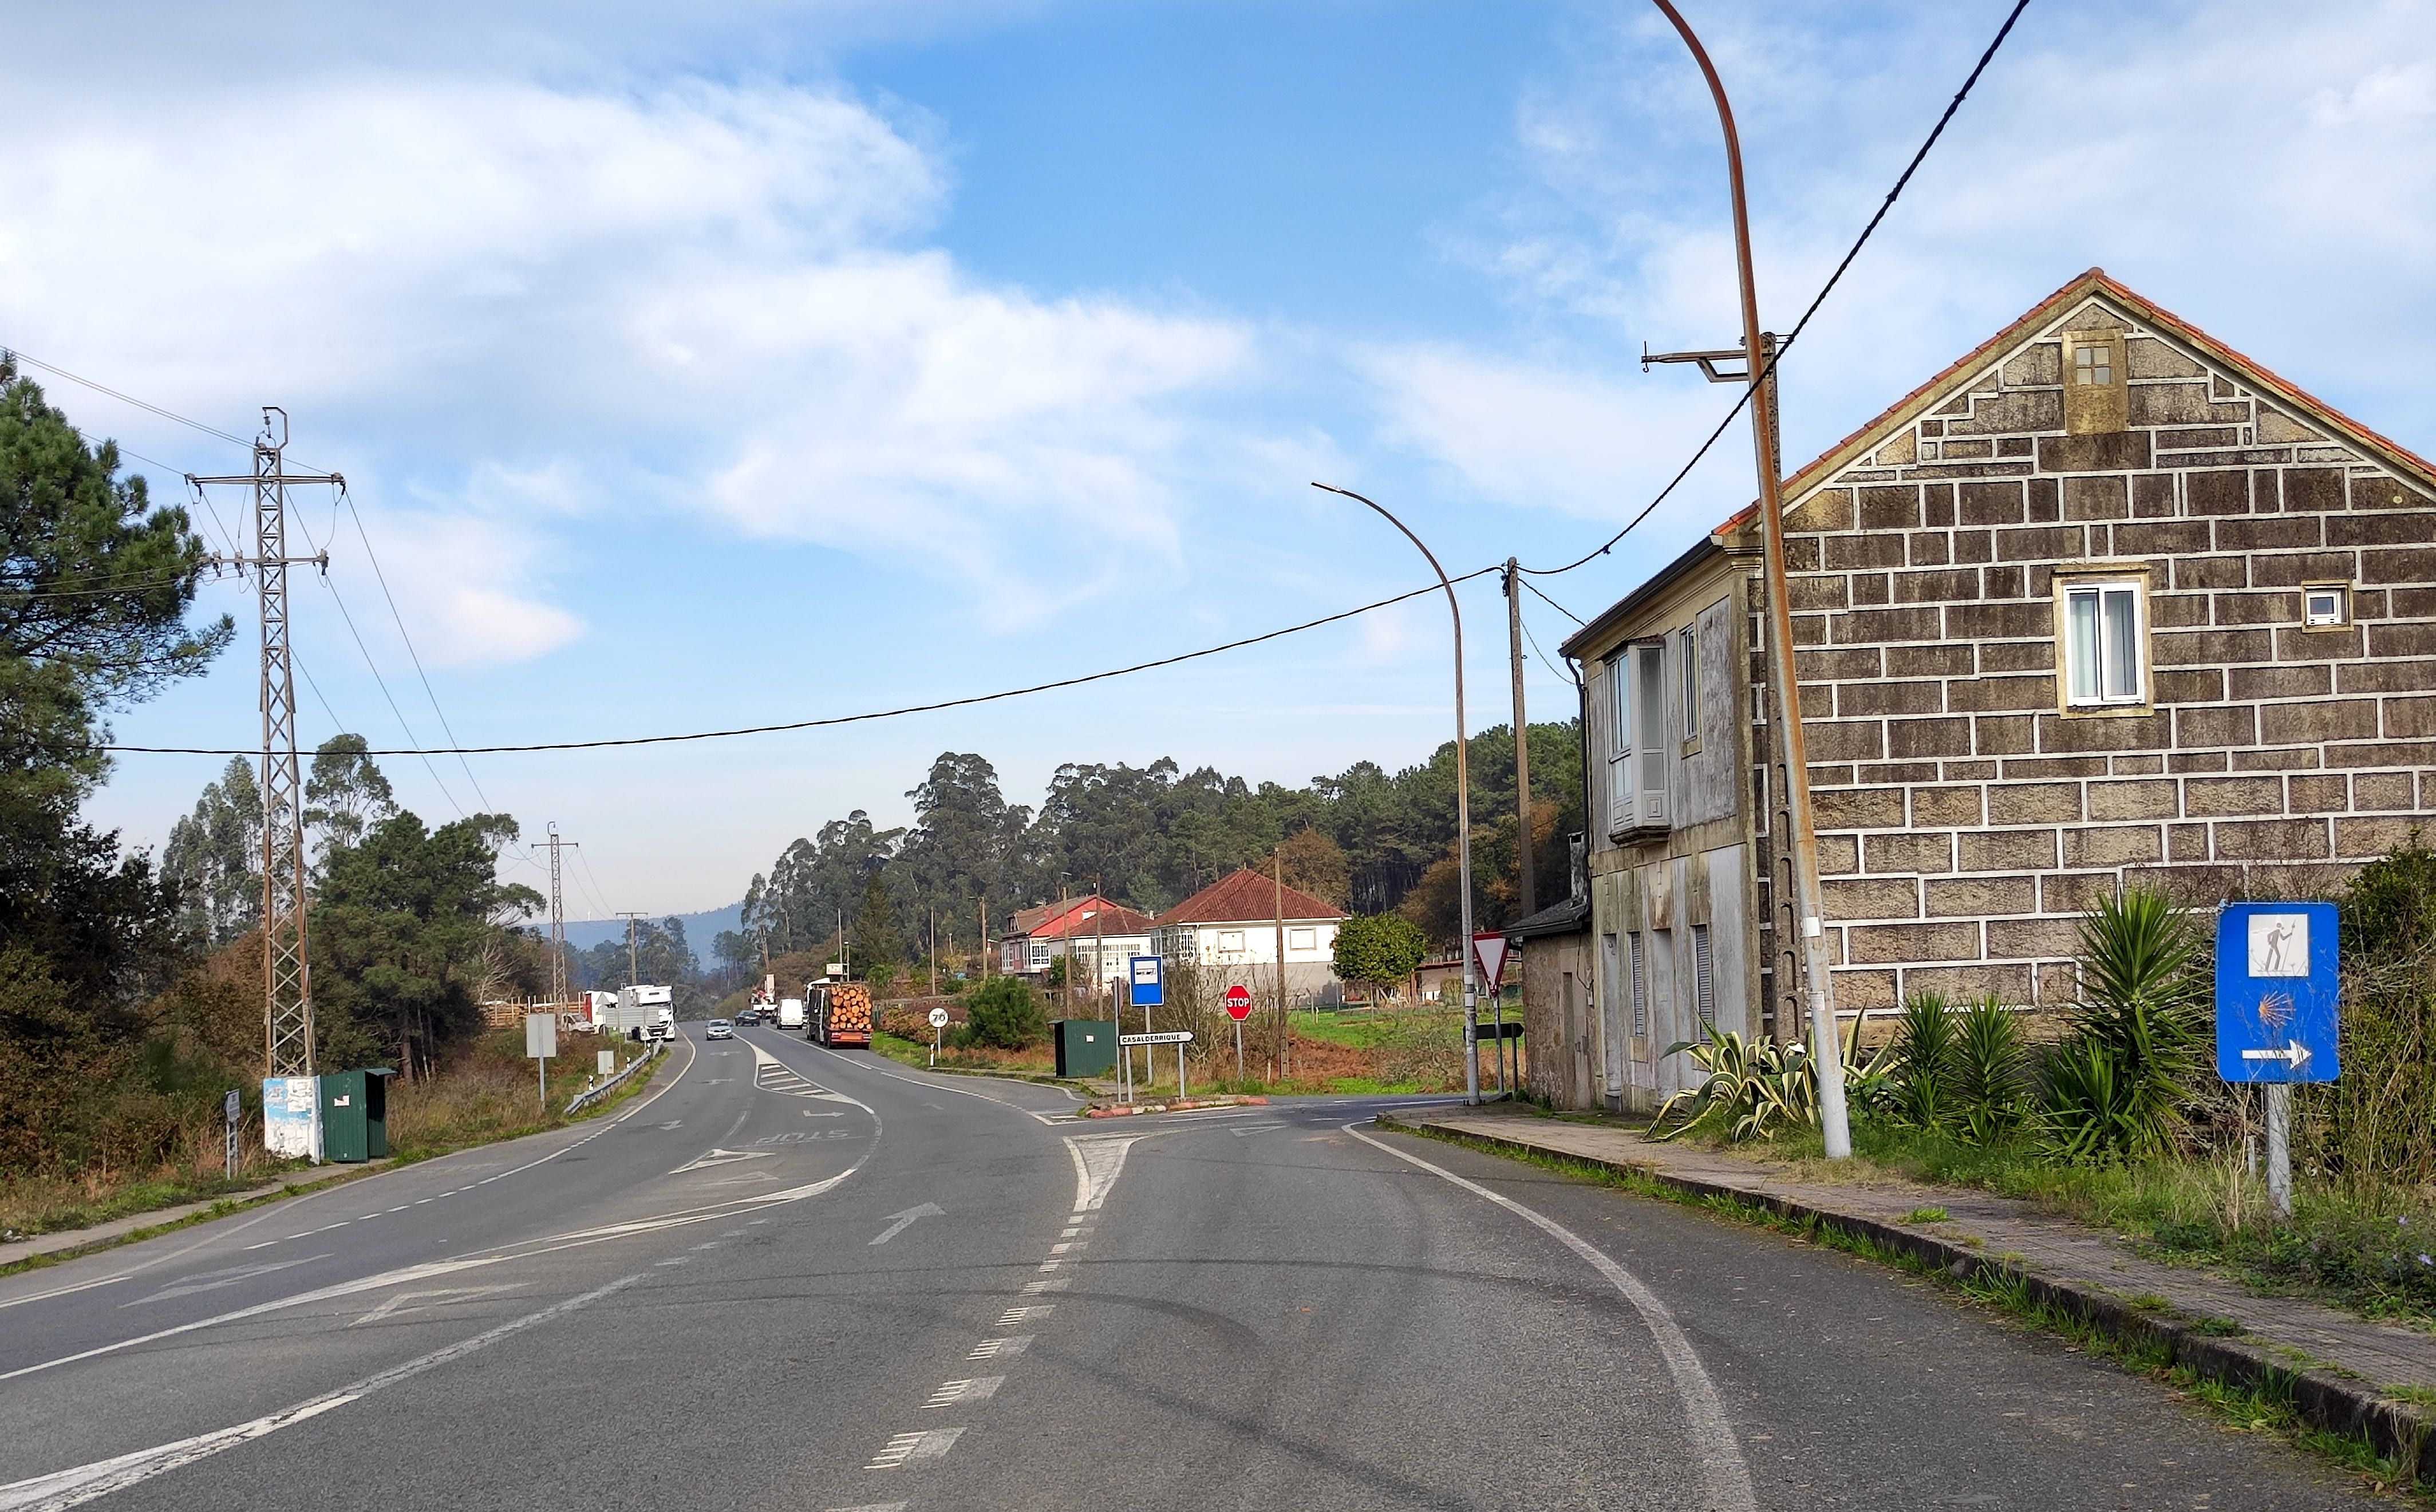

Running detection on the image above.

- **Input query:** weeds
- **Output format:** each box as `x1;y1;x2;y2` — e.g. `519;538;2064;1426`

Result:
1902;1206;1951;1224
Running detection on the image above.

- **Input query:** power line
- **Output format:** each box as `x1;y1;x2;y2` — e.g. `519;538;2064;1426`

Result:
1520;578;1584;627
0;347;254;448
96;566;1501;756
311;571;470;817
1519;0;2031;578
337;485;495;812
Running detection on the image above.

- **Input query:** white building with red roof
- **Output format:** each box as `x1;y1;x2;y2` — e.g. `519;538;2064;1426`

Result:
996;895;1159;990
1154;869;1347;1004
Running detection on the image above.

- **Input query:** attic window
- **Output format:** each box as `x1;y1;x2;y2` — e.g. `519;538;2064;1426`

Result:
2062;330;2129;435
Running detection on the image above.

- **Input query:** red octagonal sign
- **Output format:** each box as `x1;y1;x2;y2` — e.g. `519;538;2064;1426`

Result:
1224;984;1253;1021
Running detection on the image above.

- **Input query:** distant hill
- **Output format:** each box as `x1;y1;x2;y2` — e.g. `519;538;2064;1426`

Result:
560;901;745;952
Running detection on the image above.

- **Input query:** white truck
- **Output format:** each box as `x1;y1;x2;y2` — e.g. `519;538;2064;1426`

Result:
776;997;806;1031
606;985;676;1040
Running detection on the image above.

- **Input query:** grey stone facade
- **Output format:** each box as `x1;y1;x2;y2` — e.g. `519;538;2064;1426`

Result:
1551;270;2436;1097
1776;270;2435;1010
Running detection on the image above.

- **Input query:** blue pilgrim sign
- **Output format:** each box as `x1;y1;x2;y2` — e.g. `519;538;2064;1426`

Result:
2213;902;2339;1084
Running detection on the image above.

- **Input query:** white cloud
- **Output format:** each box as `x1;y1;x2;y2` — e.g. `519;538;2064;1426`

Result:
0;73;1267;649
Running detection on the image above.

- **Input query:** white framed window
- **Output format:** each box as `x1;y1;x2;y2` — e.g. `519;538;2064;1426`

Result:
1288;928;1317;952
1604;643;1671;834
1028;940;1052;968
1679;626;1700;743
1217;930;1246;953
2072;341;2114;388
2059;577;2147;709
1604;653;1630;835
1634;642;1667;825
2302;583;2350;630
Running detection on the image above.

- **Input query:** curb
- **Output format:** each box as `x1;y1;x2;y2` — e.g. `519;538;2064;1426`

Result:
1375;1114;2434;1485
1080;1095;1269;1119
0;1160;389;1276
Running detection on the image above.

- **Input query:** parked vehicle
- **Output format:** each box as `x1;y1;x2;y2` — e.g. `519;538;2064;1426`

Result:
777;997;806;1031
811;981;872;1047
706;1018;733;1040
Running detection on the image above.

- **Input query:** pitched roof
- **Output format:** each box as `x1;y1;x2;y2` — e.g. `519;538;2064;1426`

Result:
1032;898;1160;940
1158;869;1345;926
1761;266;2436;524
1005;904;1053;938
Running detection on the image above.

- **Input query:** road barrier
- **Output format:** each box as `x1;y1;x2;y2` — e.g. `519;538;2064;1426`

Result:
564;1039;664;1116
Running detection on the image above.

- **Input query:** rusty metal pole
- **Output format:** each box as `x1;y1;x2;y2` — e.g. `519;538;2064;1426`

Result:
1646;0;1850;1157
1312;483;1479;1106
1505;559;1534;921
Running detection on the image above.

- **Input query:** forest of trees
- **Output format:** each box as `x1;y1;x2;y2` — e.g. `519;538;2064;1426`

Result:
736;719;1585;981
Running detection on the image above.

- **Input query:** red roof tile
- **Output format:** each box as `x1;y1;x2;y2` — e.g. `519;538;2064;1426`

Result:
1032;898;1160;940
1158;870;1345;926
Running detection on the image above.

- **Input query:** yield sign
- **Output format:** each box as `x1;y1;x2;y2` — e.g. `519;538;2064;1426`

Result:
1471;931;1513;992
1224;984;1253;1021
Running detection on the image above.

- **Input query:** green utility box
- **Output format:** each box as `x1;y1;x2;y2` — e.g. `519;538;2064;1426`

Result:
318;1067;396;1163
1051;1019;1116;1079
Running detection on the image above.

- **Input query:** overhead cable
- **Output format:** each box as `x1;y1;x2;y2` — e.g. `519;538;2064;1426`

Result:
1518;0;2032;578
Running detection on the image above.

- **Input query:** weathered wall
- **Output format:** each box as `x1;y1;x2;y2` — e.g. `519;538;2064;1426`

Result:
1779;289;2436;1008
1520;933;1598;1109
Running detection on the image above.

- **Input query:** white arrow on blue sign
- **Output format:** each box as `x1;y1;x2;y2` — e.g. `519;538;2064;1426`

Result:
2214;902;2339;1084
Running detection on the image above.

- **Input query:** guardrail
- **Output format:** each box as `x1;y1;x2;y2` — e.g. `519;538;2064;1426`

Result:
564;1039;664;1116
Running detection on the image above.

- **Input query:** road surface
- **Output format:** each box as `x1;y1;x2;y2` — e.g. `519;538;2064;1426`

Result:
0;1024;2373;1510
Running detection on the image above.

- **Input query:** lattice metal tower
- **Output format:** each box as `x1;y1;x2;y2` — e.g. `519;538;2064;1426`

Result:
546;824;574;1005
190;409;341;1078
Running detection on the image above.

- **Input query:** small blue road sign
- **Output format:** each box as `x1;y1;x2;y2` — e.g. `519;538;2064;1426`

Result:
2214;902;2339;1084
1128;954;1164;1008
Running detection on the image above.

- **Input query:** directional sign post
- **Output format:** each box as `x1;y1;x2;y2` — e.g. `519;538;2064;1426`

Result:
526;1012;558;1108
1225;983;1252;1081
1127;957;1165;1100
2216;902;2339;1219
1122;1029;1194;1100
223;1088;241;1179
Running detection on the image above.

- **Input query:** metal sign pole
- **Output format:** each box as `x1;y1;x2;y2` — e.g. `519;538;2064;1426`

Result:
2265;1084;2292;1220
224;1088;240;1179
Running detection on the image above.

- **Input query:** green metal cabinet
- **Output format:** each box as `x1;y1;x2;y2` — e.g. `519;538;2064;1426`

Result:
1051;1019;1116;1079
318;1067;396;1162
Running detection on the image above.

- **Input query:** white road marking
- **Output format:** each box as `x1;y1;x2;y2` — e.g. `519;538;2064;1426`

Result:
967;1335;1031;1360
0;1276;126;1311
1063;1134;1151;1214
348;1284;526;1328
1346;1123;1758;1512
997;1305;1052;1326
0;1276;639;1512
670;1148;775;1174
826;1505;906;1511
799;1040;1069;1124
863;1428;964;1470
922;1376;1002;1408
1020;1277;1069;1294
122;1254;328;1308
868;1203;944;1246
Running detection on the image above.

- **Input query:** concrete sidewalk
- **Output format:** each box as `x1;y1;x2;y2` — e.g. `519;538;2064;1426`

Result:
0;1159;388;1270
1381;1106;2434;1483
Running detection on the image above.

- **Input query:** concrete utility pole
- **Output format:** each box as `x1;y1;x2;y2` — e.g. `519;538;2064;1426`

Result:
1504;558;1535;921
1273;854;1288;1084
189;409;339;1080
546;824;577;1006
1647;0;1851;1158
617;911;648;988
1312;483;1479;1106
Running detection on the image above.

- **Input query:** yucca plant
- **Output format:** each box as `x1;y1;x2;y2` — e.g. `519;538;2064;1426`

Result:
1952;994;2029;1145
1891;990;1961;1134
2040;887;2207;1163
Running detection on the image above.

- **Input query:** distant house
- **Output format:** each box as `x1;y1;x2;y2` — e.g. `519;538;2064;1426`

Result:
1557;267;2436;1113
994;896;1157;989
1154;870;1346;1005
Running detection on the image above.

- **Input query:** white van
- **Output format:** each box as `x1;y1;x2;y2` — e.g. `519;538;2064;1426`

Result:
776;998;806;1031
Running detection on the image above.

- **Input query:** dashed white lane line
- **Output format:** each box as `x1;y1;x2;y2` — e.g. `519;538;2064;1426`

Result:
968;1335;1031;1360
997;1305;1053;1326
824;1504;906;1512
863;1428;962;1470
1018;1277;1069;1294
921;1376;1002;1409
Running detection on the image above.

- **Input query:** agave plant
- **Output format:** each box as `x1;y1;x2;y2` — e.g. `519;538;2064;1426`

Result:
1651;1024;1813;1142
2040;886;2207;1163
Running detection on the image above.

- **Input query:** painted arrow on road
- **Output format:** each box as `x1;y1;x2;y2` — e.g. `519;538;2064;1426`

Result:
868;1203;944;1246
2239;1041;2312;1069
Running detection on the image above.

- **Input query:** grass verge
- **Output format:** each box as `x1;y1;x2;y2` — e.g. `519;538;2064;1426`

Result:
1380;1116;2433;1499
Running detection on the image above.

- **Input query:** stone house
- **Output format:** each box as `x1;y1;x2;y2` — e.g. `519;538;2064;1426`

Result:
1553;267;2435;1113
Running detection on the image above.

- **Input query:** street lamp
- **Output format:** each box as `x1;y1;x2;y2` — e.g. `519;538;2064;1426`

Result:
1645;0;1851;1157
1311;482;1482;1106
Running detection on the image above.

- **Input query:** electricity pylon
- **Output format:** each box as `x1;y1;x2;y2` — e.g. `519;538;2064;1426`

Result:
190;409;341;1079
547;824;578;1005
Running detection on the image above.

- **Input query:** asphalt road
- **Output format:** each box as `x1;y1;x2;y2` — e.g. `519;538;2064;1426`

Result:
0;1024;2376;1510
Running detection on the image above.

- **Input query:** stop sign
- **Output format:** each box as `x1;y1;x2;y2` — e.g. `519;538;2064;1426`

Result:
1224;984;1253;1021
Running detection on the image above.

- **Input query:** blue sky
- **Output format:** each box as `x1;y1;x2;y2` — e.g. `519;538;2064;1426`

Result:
9;0;2432;918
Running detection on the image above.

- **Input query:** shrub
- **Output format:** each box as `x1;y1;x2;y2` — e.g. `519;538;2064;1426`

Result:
1952;994;2030;1144
961;976;1047;1050
1890;991;1961;1134
2040;886;2206;1163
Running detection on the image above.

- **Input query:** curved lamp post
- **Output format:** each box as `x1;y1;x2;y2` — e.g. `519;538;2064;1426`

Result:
1646;0;1851;1156
1312;481;1480;1106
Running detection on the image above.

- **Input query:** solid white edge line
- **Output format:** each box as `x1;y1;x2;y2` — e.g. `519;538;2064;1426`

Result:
795;1036;1067;1124
1344;1122;1758;1512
